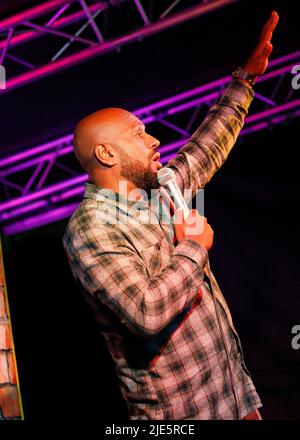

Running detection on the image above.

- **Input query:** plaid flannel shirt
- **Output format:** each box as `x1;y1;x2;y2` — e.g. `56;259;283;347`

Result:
63;79;262;419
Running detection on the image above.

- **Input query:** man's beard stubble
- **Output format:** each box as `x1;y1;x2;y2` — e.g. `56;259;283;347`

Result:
118;148;160;198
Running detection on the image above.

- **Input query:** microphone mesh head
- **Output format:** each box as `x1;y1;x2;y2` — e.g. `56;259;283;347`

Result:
157;167;176;186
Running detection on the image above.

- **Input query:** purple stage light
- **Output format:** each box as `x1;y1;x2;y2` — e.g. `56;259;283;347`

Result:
0;175;88;213
1;0;238;94
3;203;80;235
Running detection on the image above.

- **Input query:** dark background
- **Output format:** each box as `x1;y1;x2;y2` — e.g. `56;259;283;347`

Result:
1;0;299;420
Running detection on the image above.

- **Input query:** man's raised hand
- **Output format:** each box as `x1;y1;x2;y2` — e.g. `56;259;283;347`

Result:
243;11;279;77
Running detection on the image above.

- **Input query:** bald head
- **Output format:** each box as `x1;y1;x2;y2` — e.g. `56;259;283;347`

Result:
73;107;139;171
73;106;161;195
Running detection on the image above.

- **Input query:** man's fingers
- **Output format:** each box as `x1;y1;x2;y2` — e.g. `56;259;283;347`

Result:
261;42;273;57
259;11;279;43
174;208;184;224
266;42;273;57
262;11;279;37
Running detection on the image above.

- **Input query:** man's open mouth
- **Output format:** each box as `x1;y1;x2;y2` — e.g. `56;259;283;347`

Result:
150;152;163;171
151;152;161;162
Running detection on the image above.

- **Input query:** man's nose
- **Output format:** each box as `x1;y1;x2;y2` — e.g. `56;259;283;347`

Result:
148;135;160;149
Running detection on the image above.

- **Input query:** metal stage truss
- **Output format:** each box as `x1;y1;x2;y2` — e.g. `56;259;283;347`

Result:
0;0;238;93
0;50;299;235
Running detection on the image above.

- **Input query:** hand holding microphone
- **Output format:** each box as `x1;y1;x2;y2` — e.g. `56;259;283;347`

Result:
174;209;214;250
157;167;214;250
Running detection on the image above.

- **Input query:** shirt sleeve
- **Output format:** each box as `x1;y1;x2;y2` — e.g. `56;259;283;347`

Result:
167;79;254;201
68;225;208;337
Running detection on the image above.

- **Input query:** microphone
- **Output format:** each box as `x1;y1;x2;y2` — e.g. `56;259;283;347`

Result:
157;167;190;219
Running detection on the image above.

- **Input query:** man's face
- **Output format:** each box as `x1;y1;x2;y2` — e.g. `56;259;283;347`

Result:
112;113;162;195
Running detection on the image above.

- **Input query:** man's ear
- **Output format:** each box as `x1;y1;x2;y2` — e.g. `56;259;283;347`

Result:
94;144;116;167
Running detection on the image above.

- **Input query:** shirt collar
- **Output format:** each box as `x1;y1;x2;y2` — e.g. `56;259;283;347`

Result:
83;182;158;214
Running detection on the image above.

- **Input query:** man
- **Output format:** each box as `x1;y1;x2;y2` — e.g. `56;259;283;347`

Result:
63;12;279;419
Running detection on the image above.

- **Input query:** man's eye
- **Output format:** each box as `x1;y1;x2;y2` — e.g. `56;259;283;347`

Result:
136;132;143;136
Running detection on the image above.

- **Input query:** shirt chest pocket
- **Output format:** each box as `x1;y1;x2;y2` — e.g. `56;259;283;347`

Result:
139;234;172;278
